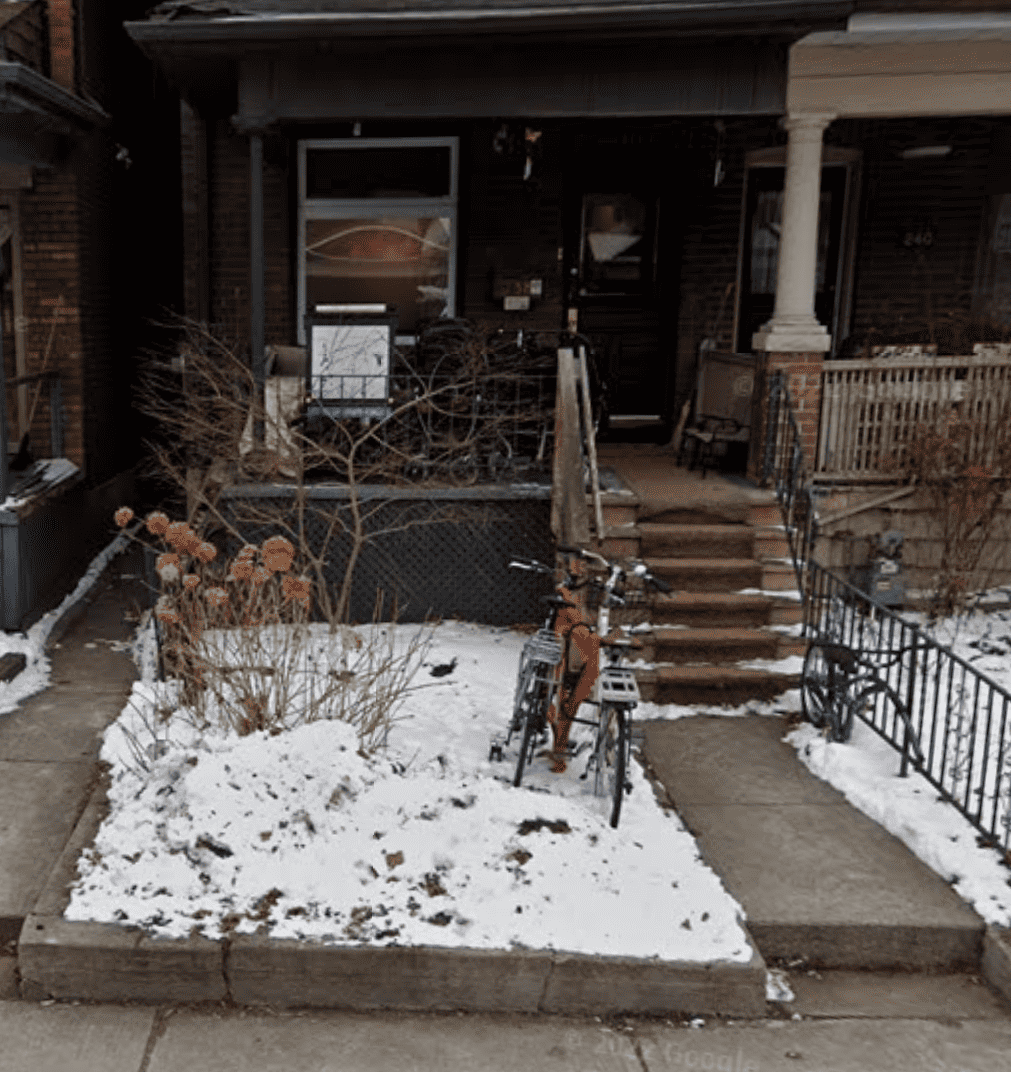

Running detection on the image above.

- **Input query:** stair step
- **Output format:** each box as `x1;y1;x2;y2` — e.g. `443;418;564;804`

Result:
761;561;799;592
753;525;790;561
635;665;801;706
639;505;750;526
613;591;779;628
638;522;754;560
645;557;763;593
630;627;783;665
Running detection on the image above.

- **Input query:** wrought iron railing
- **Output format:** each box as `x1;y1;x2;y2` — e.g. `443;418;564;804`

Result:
805;559;1011;850
762;366;1011;853
761;369;819;588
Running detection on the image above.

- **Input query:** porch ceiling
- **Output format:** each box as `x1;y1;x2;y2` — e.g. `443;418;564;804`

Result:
234;38;787;125
790;25;1011;117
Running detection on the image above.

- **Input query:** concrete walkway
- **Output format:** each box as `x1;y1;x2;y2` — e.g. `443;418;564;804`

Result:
0;543;147;949
640;716;987;971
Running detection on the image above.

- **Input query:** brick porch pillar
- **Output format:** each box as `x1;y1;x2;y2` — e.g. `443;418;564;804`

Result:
749;113;835;483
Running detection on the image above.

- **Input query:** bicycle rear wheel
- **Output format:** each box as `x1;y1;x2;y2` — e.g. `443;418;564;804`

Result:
593;702;629;828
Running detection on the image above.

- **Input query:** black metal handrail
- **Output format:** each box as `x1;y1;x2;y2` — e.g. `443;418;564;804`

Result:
760;369;818;588
761;367;1011;853
805;558;1011;849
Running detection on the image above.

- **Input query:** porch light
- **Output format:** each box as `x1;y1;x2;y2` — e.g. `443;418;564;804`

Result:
900;146;952;159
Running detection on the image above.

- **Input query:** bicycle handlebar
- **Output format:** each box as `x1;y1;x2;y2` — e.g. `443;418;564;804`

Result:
508;556;554;576
557;546;673;594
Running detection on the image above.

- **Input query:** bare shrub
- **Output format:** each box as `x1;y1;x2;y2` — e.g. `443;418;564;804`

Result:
882;399;1011;618
134;317;553;624
112;507;431;755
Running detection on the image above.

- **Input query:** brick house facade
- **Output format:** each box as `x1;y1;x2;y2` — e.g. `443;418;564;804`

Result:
125;1;1011;480
0;0;182;627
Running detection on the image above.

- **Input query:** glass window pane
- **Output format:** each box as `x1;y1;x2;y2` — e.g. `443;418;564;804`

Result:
750;189;781;295
580;194;646;293
306;147;452;199
749;186;833;295
305;216;452;335
973;193;1011;327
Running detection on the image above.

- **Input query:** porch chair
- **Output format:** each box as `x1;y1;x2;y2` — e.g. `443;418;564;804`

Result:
678;352;756;478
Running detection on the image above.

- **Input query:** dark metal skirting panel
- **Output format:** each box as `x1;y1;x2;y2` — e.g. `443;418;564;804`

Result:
207;489;556;627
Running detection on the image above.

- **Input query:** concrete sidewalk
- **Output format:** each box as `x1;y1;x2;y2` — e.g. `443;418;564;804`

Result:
3;998;1011;1072
2;541;1010;1017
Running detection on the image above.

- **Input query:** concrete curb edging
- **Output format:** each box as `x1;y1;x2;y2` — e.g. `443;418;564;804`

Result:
19;776;768;1016
981;925;1011;1007
19;915;768;1016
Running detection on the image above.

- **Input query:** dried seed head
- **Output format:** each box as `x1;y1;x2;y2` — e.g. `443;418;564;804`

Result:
204;586;229;607
154;595;181;624
145;511;170;536
114;506;134;528
195;541;217;564
282;575;313;604
158;564;181;585
228;560;254;582
183;573;200;590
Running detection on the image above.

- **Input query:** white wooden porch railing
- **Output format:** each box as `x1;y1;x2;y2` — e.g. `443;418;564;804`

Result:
815;348;1011;480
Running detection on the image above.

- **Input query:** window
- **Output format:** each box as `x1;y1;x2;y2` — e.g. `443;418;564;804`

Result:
734;147;860;356
972;192;1011;328
298;138;458;343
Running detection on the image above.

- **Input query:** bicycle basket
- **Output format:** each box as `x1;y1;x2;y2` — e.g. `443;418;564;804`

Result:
524;628;563;666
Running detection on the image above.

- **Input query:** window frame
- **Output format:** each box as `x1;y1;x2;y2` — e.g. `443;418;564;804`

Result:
733;146;861;357
297;136;459;346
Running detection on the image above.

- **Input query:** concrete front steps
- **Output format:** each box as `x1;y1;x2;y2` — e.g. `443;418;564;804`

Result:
590;479;803;707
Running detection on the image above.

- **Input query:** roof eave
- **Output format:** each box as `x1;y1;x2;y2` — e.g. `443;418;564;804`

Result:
0;62;110;130
125;1;853;48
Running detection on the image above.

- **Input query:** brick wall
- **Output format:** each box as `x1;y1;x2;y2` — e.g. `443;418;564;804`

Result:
839;115;1009;354
673;117;783;405
10;1;182;487
46;0;74;91
17;166;85;469
463;120;564;334
205;120;292;353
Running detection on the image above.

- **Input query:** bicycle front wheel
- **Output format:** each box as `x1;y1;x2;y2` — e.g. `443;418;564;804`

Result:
513;672;553;787
801;642;833;729
593;702;629;828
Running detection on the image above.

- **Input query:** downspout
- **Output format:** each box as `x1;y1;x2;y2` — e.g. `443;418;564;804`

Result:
249;129;265;445
0;243;9;503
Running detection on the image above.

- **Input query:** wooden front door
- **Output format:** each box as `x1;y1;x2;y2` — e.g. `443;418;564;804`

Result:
564;132;682;436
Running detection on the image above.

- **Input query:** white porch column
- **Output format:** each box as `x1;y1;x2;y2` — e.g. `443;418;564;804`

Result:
752;112;836;353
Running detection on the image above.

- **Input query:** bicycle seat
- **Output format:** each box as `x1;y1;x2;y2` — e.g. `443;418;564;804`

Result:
542;594;577;609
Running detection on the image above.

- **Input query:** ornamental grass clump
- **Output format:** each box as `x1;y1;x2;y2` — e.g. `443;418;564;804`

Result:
113;506;429;759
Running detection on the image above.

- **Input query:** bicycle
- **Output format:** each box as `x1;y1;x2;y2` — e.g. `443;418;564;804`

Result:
559;545;671;827
488;553;580;788
801;632;926;771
